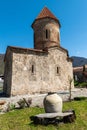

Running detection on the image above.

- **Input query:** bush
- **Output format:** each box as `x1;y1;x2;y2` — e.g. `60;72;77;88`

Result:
79;82;87;87
74;96;87;101
74;81;87;88
10;104;15;110
74;81;79;86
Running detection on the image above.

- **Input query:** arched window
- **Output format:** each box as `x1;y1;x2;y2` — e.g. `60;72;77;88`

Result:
30;61;36;75
55;65;60;76
46;29;50;39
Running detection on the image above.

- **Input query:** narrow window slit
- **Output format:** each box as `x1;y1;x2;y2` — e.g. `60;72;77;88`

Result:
46;29;48;39
46;29;50;39
57;67;59;74
32;65;34;74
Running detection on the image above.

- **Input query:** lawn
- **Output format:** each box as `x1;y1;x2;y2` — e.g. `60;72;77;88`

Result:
0;100;87;130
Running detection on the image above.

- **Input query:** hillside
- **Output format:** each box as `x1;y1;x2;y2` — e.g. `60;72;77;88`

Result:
71;56;87;67
0;54;4;75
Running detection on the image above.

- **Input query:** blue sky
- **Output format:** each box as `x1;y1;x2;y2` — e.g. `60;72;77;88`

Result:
0;0;87;58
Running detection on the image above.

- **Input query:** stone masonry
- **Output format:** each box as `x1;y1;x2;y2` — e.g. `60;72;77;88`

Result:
3;7;74;96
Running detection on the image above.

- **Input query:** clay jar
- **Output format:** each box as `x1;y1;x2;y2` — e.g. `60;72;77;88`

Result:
43;92;62;113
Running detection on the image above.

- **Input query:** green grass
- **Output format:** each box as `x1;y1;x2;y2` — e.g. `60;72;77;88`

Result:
0;100;87;130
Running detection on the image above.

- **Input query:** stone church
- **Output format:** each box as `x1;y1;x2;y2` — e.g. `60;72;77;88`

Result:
3;7;74;96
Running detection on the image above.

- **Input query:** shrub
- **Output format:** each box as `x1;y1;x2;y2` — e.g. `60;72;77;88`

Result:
74;81;87;88
74;96;87;101
10;104;15;110
74;81;79;86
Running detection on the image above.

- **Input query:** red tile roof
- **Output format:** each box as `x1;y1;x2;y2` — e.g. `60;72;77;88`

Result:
73;67;83;72
32;7;61;27
36;7;58;21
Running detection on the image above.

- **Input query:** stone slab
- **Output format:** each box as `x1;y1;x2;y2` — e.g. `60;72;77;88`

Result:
35;112;73;118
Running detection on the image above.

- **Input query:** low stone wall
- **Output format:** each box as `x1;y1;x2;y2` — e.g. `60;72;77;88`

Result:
0;88;87;113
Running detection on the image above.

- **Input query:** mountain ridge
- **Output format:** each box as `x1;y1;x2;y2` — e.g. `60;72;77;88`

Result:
71;56;87;67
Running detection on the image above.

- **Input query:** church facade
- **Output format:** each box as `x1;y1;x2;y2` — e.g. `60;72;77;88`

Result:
3;7;74;96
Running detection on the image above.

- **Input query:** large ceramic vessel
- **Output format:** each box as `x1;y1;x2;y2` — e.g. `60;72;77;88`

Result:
43;92;62;113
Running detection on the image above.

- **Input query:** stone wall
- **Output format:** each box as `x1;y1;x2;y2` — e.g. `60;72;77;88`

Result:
32;18;60;50
3;48;13;96
7;46;74;96
48;47;74;91
3;7;74;97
